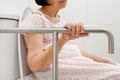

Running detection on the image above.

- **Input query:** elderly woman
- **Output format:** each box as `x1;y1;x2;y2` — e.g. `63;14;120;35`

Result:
20;0;120;80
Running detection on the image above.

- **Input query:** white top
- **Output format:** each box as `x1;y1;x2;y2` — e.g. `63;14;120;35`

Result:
19;10;65;49
19;10;120;80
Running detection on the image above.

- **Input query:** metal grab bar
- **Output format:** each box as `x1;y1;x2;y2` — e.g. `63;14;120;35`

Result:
0;28;68;33
84;27;114;54
0;27;114;80
53;32;58;80
0;27;114;54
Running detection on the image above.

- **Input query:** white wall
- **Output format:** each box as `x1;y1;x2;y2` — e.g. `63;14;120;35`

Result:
86;0;120;26
0;1;31;80
59;0;87;23
29;0;40;10
82;26;120;63
84;0;120;63
0;0;30;15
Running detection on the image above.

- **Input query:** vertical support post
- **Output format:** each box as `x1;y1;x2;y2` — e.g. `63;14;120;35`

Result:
52;31;58;80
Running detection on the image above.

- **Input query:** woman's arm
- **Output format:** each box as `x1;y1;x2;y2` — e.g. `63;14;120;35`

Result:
26;33;66;72
81;50;117;65
26;23;88;72
81;50;103;62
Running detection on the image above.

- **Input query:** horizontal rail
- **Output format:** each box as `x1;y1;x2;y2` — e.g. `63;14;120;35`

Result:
0;28;67;33
0;27;114;54
0;27;113;33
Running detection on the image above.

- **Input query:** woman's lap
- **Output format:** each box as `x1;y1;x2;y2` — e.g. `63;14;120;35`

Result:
34;43;120;80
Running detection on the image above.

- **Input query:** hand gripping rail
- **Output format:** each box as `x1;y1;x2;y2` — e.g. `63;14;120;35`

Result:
0;27;114;80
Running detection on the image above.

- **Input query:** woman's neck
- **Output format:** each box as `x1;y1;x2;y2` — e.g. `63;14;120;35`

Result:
40;6;59;17
39;6;60;24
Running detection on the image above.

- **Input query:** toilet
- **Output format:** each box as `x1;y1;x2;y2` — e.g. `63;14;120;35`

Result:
0;14;20;80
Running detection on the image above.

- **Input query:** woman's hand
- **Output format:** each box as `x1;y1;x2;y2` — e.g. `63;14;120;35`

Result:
61;23;88;42
96;57;117;65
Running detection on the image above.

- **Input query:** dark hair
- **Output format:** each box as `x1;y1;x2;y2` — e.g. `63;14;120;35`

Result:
35;0;50;6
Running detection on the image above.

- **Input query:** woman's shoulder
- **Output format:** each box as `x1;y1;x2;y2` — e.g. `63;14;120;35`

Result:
26;10;44;20
19;10;46;29
32;10;44;17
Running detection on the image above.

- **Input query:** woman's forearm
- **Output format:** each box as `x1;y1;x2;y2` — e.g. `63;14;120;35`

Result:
81;50;103;61
30;36;66;72
41;36;66;71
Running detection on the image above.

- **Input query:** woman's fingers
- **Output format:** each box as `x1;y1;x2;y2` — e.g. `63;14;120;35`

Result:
79;32;89;37
64;24;72;32
75;24;79;36
63;23;89;40
75;23;85;35
73;23;86;36
71;24;76;36
64;23;75;36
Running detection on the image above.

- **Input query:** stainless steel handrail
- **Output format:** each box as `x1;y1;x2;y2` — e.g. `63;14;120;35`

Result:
53;32;58;80
0;27;114;80
0;27;114;54
84;27;114;54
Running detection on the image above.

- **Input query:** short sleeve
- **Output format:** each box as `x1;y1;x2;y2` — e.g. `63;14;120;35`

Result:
19;13;44;29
